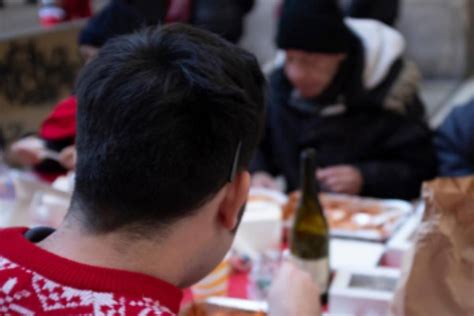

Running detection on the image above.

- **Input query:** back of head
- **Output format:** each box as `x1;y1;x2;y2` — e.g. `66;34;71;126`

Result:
73;24;266;234
277;0;352;54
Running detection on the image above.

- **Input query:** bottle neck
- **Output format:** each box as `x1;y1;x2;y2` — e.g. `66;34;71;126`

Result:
300;156;319;202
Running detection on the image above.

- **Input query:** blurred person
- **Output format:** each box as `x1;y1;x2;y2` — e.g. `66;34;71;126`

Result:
191;0;255;43
0;24;321;315
8;52;91;183
14;1;170;178
10;0;126;181
436;99;474;177
9;95;77;182
14;0;255;179
39;0;92;26
251;0;436;200
78;0;254;61
344;0;400;26
78;0;169;60
10;0;176;180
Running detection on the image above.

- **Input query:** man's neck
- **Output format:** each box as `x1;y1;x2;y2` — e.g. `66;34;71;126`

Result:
36;217;193;288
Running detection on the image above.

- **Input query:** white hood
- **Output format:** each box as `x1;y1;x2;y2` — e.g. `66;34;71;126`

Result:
345;18;406;90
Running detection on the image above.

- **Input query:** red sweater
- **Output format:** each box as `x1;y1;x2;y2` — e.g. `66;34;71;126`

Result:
0;228;182;315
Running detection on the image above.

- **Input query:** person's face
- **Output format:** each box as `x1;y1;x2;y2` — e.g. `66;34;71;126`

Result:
284;50;346;99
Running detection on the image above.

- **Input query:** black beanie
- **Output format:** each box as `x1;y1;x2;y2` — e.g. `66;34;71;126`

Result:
276;0;352;54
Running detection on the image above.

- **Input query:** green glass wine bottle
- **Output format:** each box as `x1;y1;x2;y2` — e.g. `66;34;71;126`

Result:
290;148;330;303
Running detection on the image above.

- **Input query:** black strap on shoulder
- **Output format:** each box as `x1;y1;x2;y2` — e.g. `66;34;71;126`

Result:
24;227;55;243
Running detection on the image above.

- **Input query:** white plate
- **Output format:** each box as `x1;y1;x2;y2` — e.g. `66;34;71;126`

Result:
324;194;413;242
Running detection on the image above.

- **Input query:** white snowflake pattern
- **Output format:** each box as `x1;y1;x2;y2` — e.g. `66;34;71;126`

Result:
0;277;34;314
32;274;122;314
130;297;174;316
0;256;176;316
92;293;125;316
8;304;35;316
0;257;18;270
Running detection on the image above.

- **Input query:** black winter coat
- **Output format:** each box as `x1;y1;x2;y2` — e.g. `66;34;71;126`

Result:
251;68;437;200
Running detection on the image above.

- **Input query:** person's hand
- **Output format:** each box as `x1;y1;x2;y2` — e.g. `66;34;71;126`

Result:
9;136;46;167
317;165;363;195
251;172;281;191
58;145;76;170
268;261;321;316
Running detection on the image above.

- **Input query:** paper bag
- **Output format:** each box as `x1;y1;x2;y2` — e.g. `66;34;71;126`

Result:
391;176;474;316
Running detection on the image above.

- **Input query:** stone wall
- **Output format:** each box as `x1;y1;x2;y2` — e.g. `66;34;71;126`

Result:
398;0;473;79
239;0;280;65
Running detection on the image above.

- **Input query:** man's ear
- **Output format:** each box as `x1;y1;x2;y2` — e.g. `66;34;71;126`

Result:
218;171;250;230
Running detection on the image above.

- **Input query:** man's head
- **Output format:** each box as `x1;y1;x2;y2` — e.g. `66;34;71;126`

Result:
276;0;351;98
72;24;265;285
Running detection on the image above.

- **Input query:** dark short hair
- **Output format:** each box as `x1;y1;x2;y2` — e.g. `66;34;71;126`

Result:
72;24;266;234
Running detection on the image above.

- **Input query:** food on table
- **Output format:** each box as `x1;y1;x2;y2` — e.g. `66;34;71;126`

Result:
283;191;408;239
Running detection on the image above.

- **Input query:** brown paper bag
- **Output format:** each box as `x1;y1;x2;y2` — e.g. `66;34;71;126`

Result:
391;176;474;316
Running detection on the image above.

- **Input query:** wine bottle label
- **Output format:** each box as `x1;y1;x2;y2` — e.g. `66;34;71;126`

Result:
289;255;330;293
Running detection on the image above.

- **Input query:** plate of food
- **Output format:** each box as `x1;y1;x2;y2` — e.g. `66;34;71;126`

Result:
283;192;413;242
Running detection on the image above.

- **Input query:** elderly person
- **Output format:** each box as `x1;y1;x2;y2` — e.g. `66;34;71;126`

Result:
251;0;436;200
